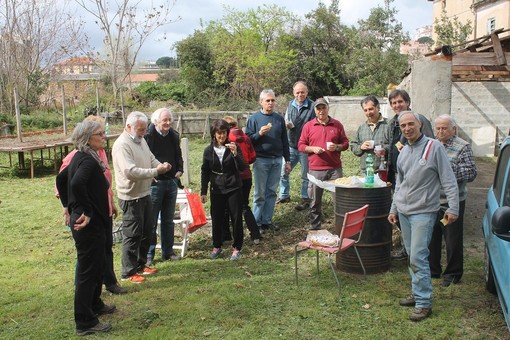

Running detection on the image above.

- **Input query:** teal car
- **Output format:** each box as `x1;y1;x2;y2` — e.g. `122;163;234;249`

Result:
483;135;510;331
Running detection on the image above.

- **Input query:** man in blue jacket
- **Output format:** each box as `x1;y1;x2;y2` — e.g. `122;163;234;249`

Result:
246;89;291;232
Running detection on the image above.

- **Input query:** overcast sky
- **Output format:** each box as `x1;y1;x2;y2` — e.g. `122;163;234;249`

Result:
74;0;434;61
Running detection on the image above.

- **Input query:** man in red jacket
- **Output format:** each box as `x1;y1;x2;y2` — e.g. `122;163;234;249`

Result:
223;116;262;243
298;98;349;230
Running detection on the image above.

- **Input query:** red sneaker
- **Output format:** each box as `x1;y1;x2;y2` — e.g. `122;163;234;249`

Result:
121;273;145;283
139;266;158;275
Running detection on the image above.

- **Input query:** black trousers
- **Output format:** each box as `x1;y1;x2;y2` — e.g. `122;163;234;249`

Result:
429;200;466;281
211;189;243;250
103;216;117;286
71;219;106;330
223;178;261;241
119;196;153;278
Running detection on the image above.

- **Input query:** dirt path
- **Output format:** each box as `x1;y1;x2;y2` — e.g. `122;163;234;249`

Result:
464;157;497;256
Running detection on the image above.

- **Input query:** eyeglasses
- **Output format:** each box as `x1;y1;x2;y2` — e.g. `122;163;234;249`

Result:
265;99;276;102
92;131;106;137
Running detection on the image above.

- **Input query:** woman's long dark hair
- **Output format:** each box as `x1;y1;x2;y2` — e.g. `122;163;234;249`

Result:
210;119;230;146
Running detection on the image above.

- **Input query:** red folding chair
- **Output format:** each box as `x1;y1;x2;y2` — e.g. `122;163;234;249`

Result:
294;204;369;289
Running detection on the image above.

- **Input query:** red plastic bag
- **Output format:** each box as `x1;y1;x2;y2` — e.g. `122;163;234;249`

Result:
185;189;207;233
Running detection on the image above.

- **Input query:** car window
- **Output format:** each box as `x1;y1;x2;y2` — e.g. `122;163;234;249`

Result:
495;144;510;206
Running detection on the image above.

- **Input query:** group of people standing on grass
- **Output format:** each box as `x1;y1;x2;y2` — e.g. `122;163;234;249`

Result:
56;82;478;334
350;89;477;322
211;84;477;323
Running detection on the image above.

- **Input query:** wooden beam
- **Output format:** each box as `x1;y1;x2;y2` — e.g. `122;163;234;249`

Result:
491;32;507;65
452;52;510;66
427;28;510;56
453;52;497;66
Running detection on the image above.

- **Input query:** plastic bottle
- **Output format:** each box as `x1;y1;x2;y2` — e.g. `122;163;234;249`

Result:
364;153;374;188
105;122;110;136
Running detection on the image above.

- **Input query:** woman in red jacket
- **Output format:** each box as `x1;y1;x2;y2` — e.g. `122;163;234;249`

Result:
223;116;262;244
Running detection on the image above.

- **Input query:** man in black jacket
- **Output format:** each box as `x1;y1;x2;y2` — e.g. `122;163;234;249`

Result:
145;108;184;264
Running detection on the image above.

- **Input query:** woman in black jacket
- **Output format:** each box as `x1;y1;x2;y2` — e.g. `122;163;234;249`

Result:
201;119;246;260
56;121;115;336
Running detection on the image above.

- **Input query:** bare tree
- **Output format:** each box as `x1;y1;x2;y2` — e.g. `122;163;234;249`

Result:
0;0;84;113
75;0;178;99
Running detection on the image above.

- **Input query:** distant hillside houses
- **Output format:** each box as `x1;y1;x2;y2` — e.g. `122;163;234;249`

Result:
41;56;159;108
400;25;433;58
51;56;101;79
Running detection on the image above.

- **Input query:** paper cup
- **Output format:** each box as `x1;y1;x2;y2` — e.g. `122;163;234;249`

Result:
367;140;375;149
374;145;384;156
326;142;334;150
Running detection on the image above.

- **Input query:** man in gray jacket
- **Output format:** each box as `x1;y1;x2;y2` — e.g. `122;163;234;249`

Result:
277;81;315;211
388;111;459;322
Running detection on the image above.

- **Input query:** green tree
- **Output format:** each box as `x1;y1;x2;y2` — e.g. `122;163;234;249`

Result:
417;36;434;46
434;9;473;49
174;29;216;101
207;5;298;98
156;56;176;69
344;0;409;96
285;0;348;98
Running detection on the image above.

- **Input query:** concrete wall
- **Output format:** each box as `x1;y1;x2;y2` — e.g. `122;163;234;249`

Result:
451;81;510;156
325;96;390;137
401;58;510;156
406;58;452;122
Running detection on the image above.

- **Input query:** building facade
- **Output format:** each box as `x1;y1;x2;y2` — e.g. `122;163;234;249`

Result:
432;0;510;42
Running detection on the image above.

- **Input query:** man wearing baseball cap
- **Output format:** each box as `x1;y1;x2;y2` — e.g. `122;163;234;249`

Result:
298;98;349;230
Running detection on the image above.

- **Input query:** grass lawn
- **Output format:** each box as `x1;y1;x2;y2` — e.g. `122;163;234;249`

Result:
0;136;508;339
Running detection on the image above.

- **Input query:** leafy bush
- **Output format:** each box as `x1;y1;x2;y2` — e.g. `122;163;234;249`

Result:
135;81;188;105
20;111;64;130
0;112;14;125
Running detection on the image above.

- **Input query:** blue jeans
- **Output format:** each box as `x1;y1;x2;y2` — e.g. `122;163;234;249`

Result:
279;147;309;200
148;179;178;259
398;212;436;309
253;157;282;225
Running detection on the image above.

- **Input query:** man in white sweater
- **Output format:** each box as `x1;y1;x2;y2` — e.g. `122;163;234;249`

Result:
112;111;171;283
388;111;459;322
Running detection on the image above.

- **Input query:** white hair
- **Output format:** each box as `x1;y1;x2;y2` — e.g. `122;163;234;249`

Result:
259;89;275;101
434;114;456;128
125;111;148;127
398;110;421;124
151;108;173;125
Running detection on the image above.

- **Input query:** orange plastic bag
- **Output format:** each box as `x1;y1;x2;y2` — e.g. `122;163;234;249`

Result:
185;189;207;233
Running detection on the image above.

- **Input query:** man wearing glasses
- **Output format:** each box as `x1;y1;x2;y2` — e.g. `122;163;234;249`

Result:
112;112;171;283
